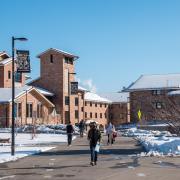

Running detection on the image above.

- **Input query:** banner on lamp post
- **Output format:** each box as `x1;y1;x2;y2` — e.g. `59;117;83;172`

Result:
71;82;78;94
16;50;31;73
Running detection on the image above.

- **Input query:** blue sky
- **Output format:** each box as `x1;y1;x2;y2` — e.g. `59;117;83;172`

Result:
1;0;180;92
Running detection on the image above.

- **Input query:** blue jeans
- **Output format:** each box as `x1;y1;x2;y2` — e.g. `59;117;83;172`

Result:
90;145;97;162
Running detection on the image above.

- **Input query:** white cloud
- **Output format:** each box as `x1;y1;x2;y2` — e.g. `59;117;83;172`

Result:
76;77;97;93
82;78;97;93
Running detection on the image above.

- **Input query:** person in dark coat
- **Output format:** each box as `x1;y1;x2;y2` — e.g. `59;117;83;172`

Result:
79;120;85;137
87;122;101;166
66;121;74;146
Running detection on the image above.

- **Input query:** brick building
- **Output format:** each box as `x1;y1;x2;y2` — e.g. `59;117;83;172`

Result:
126;74;180;123
0;51;58;127
99;92;130;125
29;48;130;127
0;48;130;127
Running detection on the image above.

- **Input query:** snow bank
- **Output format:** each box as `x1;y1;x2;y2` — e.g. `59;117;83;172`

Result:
121;128;180;156
0;133;76;164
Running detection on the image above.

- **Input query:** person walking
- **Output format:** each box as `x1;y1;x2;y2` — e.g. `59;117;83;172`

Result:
106;122;115;145
79;119;85;137
87;122;101;166
66;121;74;146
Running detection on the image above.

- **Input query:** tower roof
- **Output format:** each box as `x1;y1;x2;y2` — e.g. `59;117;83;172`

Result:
37;48;79;59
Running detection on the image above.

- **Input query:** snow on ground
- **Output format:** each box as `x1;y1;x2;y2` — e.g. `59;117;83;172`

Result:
0;132;76;164
120;127;180;156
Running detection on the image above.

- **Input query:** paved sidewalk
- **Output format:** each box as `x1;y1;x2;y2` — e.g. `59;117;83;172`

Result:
0;135;180;180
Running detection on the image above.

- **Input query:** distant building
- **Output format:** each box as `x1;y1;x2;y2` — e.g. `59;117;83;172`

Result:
126;74;180;122
0;48;130;128
99;92;130;125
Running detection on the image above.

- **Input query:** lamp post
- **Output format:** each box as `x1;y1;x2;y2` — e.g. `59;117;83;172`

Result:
68;72;76;124
11;36;28;156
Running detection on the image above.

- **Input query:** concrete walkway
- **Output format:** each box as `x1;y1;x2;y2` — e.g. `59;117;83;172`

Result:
0;135;180;180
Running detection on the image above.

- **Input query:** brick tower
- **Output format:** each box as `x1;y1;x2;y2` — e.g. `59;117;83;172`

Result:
29;48;79;124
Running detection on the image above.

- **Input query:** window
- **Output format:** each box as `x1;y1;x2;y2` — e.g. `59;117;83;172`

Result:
37;103;42;118
95;103;97;107
65;111;69;123
152;90;162;95
75;110;79;119
8;71;11;79
109;113;113;120
90;112;92;118
100;104;102;107
100;113;102;118
75;97;78;106
156;102;163;109
95;113;97;118
15;103;22;118
85;102;87;106
90;102;92;107
104;104;107;108
65;96;69;105
85;112;87;118
81;107;84;112
120;113;123;119
105;113;107;118
26;103;33;118
15;72;22;82
50;54;53;63
64;57;74;65
81;94;84;99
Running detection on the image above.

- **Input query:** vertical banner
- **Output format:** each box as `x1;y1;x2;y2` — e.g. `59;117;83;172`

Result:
71;82;78;94
16;50;31;73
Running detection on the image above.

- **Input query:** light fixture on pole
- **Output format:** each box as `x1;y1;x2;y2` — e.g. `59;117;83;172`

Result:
11;36;28;156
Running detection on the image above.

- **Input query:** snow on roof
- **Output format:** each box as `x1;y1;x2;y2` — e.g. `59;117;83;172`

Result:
37;48;79;59
0;57;12;65
99;92;129;103
35;87;54;96
78;85;88;92
0;86;32;103
84;92;111;103
168;90;180;96
127;73;180;91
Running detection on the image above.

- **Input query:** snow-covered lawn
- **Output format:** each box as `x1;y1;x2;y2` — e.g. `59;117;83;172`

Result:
120;127;180;156
0;133;75;164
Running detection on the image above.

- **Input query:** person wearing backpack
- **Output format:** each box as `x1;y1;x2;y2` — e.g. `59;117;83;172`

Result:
87;122;101;166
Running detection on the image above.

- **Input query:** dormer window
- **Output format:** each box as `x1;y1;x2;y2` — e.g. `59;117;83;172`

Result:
64;57;73;65
50;54;53;63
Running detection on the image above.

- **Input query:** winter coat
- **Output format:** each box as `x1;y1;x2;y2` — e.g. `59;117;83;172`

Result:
66;124;74;134
88;128;101;147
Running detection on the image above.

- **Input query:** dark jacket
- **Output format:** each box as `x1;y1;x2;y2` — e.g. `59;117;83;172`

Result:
88;128;101;147
79;121;85;130
66;124;74;134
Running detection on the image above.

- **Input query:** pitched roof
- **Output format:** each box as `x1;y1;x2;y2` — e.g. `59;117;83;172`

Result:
0;86;54;107
0;57;12;66
0;86;32;103
78;85;88;92
99;92;129;103
37;48;79;59
84;92;111;103
35;87;54;96
126;73;180;91
168;90;180;96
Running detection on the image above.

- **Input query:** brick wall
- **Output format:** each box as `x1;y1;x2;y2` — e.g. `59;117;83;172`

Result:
109;102;130;125
130;90;176;122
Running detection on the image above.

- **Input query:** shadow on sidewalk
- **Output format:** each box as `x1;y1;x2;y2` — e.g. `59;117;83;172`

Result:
38;146;144;156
